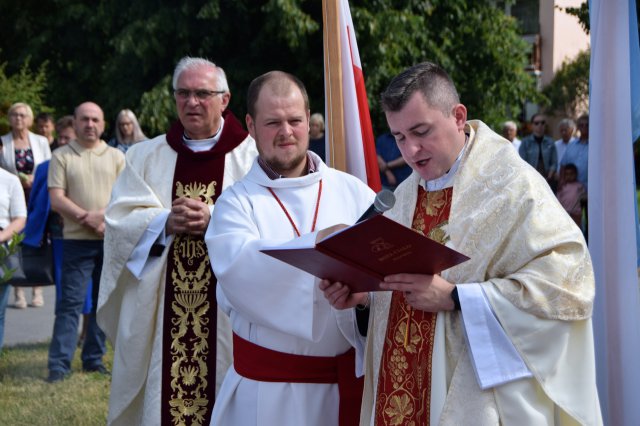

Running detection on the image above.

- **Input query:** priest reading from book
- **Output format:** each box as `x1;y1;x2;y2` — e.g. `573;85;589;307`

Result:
97;57;258;426
320;62;602;425
205;70;376;426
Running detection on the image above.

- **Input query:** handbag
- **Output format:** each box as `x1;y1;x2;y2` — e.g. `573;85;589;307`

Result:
10;240;54;286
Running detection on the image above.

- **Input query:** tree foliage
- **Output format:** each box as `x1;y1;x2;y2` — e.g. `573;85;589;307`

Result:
0;60;50;134
0;0;537;137
541;50;589;118
564;2;590;34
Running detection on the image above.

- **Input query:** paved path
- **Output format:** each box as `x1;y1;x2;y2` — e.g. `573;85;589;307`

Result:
4;285;56;347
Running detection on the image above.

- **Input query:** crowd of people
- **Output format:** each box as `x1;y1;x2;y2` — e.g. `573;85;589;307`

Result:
503;113;590;234
0;57;600;426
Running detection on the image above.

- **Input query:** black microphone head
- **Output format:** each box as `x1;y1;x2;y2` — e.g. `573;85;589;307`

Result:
373;189;396;213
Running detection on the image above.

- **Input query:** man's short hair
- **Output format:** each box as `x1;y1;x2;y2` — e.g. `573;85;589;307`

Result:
35;112;54;123
564;163;578;173
246;71;309;118
577;114;589;124
503;120;518;131
55;115;74;132
558;118;576;131
530;112;546;123
172;56;229;93
380;61;460;115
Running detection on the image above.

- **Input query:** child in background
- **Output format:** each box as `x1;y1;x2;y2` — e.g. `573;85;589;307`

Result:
557;163;586;226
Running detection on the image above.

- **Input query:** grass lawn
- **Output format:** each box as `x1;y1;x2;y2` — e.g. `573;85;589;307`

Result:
0;341;113;426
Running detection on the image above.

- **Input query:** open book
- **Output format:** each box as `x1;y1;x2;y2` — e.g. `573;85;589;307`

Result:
260;215;469;293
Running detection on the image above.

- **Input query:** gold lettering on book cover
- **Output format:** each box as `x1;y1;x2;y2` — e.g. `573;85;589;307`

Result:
167;180;216;425
375;187;452;426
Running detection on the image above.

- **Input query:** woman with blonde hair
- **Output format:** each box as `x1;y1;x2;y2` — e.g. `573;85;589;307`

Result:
108;109;147;153
0;102;51;309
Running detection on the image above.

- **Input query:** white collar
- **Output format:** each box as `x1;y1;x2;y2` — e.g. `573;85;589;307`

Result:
182;116;225;152
421;133;468;191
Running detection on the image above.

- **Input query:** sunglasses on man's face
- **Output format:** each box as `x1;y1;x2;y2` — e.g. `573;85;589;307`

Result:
533;121;546;125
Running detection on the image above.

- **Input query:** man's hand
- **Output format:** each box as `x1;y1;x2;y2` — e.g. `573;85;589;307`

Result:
380;273;456;312
81;210;104;231
319;279;369;310
166;197;211;236
95;222;105;238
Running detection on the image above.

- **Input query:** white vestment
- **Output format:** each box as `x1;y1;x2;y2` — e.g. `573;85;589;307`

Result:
98;131;257;426
206;153;375;426
361;121;602;425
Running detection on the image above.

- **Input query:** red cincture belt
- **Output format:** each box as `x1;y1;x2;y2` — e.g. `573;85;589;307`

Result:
233;333;363;425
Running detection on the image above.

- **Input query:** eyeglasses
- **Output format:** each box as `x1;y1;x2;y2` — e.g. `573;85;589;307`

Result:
533;120;546;125
9;112;27;119
174;89;226;101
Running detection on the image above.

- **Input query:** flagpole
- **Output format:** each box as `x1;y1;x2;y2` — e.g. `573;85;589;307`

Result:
322;0;347;171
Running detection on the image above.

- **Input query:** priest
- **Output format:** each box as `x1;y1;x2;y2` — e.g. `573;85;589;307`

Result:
321;62;602;425
98;57;258;426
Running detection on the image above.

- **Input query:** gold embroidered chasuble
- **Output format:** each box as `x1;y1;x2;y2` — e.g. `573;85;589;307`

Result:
375;187;452;426
160;117;248;426
360;121;601;426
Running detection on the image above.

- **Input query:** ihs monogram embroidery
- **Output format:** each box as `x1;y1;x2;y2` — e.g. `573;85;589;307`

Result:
166;180;216;425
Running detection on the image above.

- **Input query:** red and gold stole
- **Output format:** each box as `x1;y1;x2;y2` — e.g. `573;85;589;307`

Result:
161;112;248;426
374;186;453;426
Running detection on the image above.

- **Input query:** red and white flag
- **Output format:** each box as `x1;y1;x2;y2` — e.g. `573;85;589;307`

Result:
323;0;381;192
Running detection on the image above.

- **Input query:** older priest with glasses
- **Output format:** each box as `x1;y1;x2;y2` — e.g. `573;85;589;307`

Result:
98;57;258;426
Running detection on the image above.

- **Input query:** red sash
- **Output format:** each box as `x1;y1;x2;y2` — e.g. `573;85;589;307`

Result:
233;333;364;426
374;186;453;426
160;111;248;426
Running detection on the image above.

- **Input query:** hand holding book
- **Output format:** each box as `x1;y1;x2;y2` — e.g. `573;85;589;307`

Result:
261;215;469;293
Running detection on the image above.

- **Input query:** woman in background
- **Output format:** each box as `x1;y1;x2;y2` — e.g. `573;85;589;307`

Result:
0;102;51;309
107;109;147;153
308;112;325;161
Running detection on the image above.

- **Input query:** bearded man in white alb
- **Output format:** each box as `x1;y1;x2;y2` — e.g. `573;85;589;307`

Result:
321;62;602;426
98;57;257;426
206;71;375;426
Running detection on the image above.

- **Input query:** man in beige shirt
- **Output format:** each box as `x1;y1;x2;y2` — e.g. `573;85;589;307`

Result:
46;101;125;383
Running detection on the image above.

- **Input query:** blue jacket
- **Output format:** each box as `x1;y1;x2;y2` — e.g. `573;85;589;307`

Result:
518;135;557;175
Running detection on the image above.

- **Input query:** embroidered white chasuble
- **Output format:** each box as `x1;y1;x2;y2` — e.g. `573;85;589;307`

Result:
98;122;257;426
361;121;602;426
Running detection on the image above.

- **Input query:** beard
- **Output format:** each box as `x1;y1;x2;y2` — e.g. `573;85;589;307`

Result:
264;150;308;176
257;135;309;177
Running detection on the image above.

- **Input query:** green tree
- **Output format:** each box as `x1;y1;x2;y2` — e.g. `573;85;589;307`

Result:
541;50;589;118
353;1;537;131
0;60;50;134
0;0;537;136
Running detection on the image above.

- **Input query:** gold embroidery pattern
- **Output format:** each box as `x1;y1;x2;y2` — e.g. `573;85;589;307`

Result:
375;187;452;426
168;181;216;425
176;181;217;205
376;299;436;426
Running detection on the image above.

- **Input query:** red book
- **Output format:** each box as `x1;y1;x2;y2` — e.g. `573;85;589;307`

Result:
260;215;469;293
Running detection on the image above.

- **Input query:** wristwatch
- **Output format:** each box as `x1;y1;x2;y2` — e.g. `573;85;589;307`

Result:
450;286;461;310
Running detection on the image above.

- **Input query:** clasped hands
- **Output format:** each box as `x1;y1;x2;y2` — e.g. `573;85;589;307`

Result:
78;210;105;237
166;197;211;236
319;273;456;312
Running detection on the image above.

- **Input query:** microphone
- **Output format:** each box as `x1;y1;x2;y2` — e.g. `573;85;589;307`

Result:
356;189;396;223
